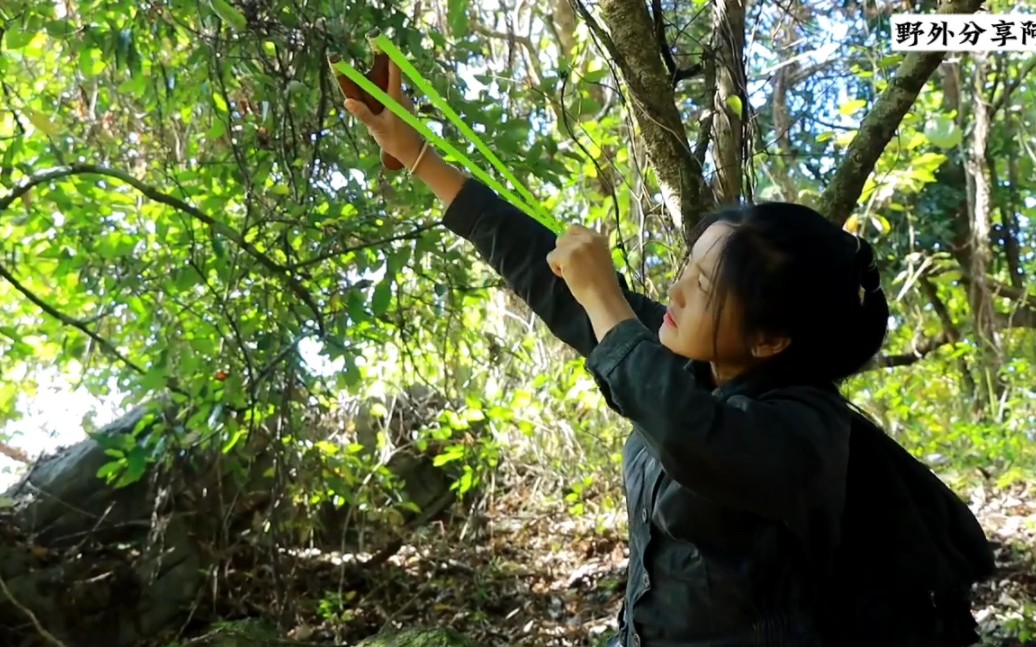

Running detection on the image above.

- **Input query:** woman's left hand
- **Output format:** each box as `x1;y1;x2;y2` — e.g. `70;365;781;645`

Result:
547;225;623;310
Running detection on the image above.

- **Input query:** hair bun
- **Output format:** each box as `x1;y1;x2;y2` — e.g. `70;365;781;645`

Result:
849;235;881;293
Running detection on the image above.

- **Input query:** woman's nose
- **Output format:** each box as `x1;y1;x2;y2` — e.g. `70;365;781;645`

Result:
668;282;684;307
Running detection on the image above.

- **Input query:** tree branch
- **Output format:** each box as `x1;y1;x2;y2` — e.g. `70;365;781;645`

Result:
996;306;1036;330
920;273;976;392
292;223;438;270
873;330;956;369
469;20;543;84
868;269;1036;371
868;276;962;370
991;58;1036;117
965;273;1034;308
917;276;959;339
0;440;30;464
651;0;702;88
815;0;985;225
0;259;147;375
0;164;326;335
0;571;68;647
651;0;677;79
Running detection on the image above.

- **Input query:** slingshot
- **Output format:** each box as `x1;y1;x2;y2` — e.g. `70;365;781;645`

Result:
328;29;563;234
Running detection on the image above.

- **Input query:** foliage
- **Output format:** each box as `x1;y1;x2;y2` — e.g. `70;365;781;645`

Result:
1;0;1036;642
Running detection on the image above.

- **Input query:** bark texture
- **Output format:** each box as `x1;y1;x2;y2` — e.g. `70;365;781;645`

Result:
710;0;747;204
592;0;712;233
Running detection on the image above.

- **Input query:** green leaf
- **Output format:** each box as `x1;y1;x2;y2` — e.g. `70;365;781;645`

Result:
839;99;867;116
139;367;168;391
456;466;475;494
24;109;58;135
117;74;148;98
45;21;75;38
115;447;148;488
577;97;603;117
212;91;229;113
208;118;227;139
347;290;369;323
433;445;465;466
869;214;892;236
0;326;34;355
447;0;470;38
339;356;361;389
78;48;106;77
924;115;962;149
209;0;248;31
4;27;35;50
96;460;124;481
725;95;743;119
222;426;246;453
371;280;393;316
211;233;226;257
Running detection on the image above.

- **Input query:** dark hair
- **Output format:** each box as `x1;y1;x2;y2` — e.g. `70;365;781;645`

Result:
689;202;890;384
690;205;995;643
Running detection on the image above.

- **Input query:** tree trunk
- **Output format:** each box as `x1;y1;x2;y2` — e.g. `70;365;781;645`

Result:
592;0;712;235
765;0;813;203
963;53;1005;409
710;0;747;205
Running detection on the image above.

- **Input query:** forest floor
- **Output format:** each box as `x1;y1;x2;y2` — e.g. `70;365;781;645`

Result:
182;477;1036;647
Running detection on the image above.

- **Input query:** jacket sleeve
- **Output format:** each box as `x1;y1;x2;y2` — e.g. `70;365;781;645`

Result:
442;178;665;357
585;318;850;533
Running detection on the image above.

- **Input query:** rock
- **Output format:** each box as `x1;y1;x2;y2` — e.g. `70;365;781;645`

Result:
0;387;473;647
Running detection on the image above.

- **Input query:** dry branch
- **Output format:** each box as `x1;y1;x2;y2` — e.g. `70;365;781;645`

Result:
0;441;30;464
0;571;70;647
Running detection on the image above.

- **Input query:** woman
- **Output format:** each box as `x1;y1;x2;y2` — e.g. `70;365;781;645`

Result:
344;59;995;646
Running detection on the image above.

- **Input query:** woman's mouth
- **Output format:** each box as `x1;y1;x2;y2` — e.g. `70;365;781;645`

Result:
664;310;677;328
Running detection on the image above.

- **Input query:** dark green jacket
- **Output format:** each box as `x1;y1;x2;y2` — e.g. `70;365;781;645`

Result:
441;178;994;647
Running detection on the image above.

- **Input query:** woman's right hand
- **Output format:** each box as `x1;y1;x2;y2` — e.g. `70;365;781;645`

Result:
345;59;425;171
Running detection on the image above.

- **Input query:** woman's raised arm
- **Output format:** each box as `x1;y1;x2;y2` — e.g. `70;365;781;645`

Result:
344;60;665;356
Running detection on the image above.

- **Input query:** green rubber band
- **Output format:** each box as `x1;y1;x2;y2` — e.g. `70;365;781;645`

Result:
331;56;564;233
371;35;553;227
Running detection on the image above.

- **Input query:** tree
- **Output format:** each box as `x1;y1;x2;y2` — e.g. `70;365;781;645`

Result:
1;0;1034;644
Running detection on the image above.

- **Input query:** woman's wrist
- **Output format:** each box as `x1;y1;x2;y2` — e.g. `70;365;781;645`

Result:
584;292;636;343
408;140;431;175
395;136;426;170
410;149;466;206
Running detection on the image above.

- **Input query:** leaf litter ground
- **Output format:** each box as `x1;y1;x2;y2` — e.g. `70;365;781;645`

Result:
186;480;1035;647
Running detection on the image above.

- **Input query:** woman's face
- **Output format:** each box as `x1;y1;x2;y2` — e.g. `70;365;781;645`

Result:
658;222;753;377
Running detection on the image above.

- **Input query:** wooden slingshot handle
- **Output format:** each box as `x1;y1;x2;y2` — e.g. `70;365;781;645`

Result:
328;31;405;171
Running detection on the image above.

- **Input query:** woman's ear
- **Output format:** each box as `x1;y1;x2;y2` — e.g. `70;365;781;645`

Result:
750;334;791;359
